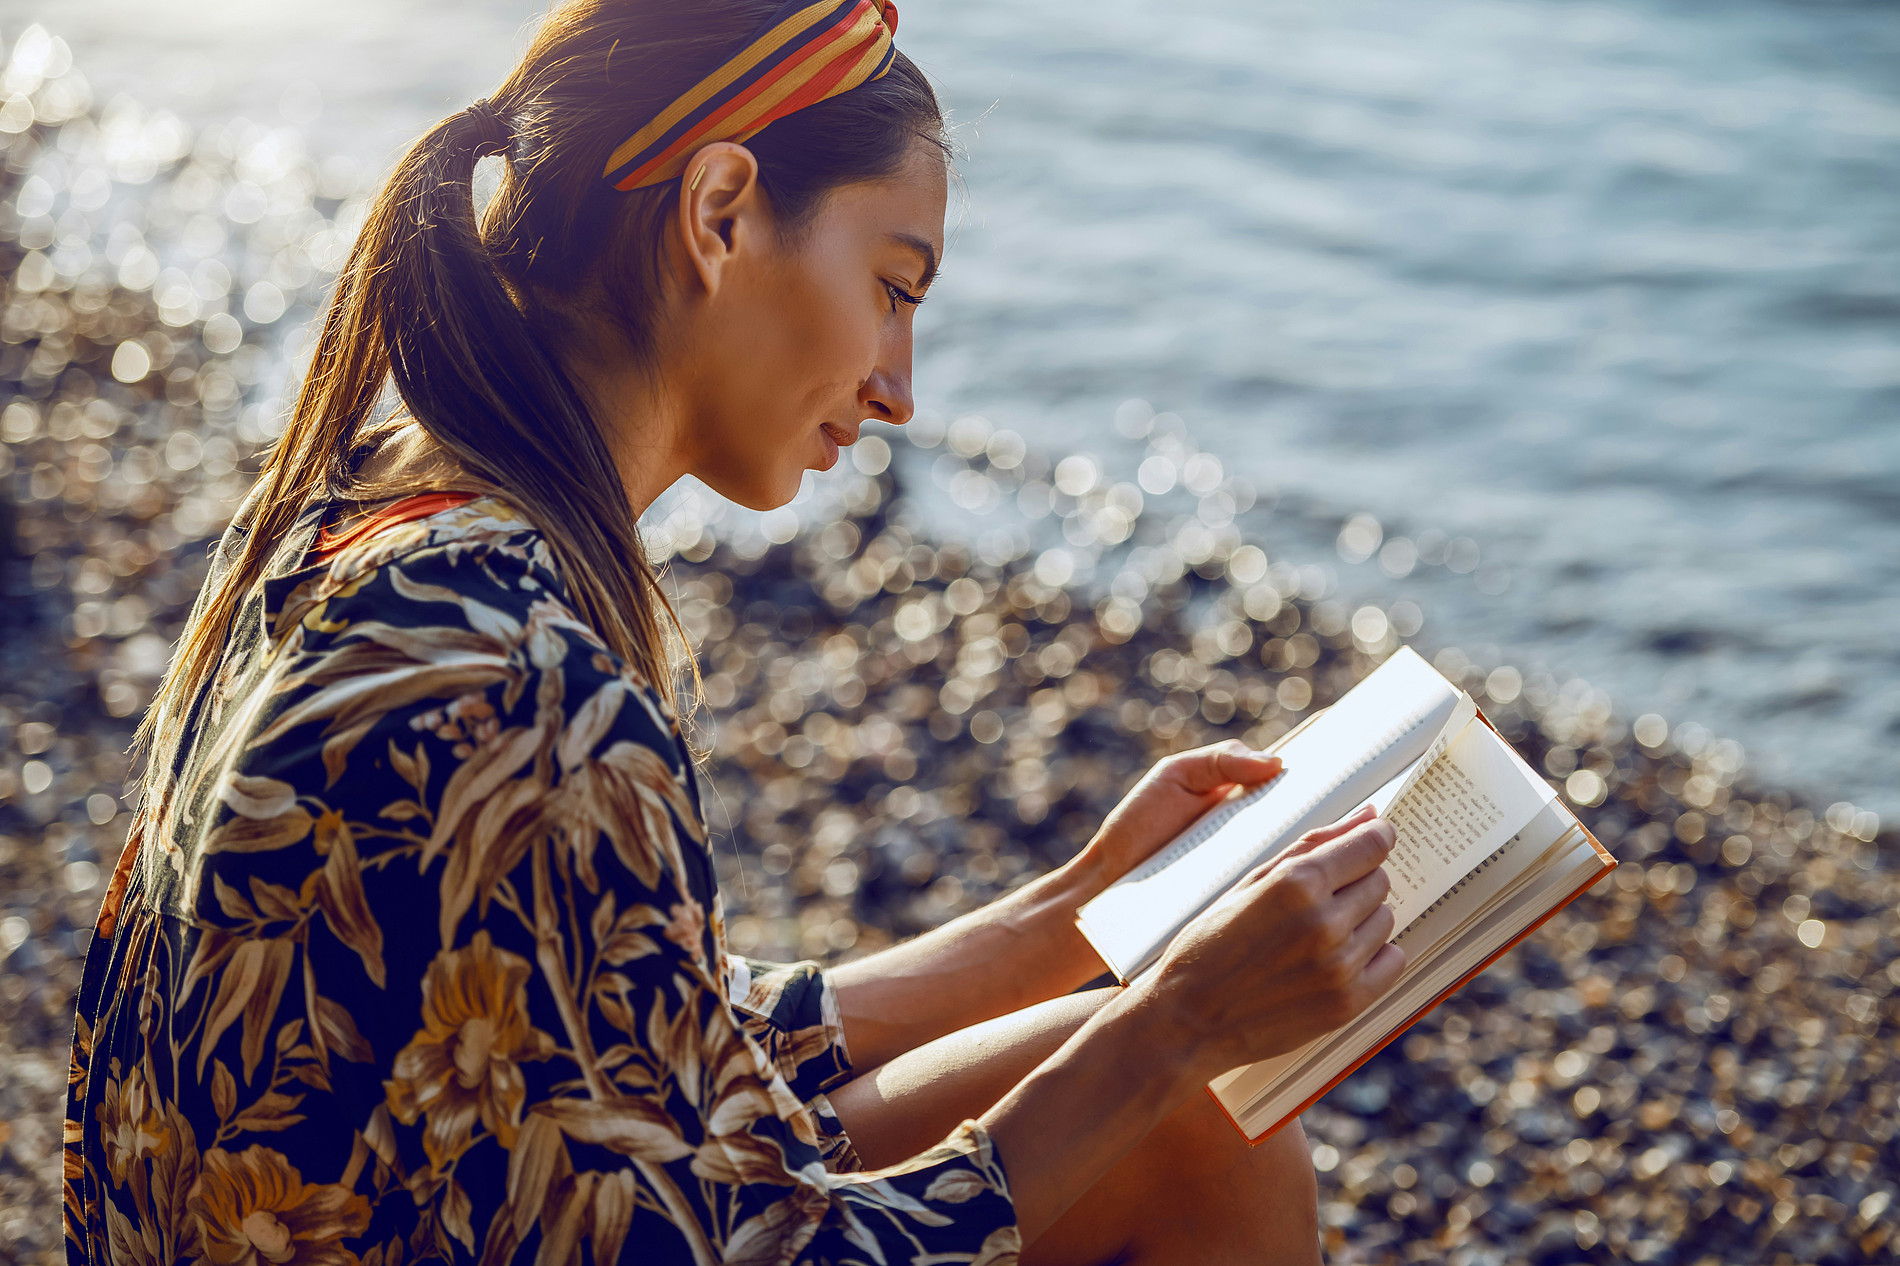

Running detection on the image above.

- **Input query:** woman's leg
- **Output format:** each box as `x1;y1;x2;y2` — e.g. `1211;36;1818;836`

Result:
828;989;1321;1266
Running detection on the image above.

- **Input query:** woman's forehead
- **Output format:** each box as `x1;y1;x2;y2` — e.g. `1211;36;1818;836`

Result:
820;143;947;253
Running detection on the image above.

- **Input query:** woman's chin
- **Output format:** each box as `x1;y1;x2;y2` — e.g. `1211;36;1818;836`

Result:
719;474;805;513
694;455;815;513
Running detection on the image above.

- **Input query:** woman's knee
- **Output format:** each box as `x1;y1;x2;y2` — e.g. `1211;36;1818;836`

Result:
1251;1119;1321;1234
1150;1094;1317;1202
1050;1103;1319;1266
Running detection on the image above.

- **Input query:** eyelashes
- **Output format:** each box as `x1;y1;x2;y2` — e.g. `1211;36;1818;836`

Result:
884;280;926;311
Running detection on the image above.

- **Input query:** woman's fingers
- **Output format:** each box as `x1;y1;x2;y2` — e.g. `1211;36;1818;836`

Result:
1360;941;1408;997
1162;740;1283;796
1331;856;1393;925
1215;749;1283;787
1319;817;1395;892
1274;813;1391;894
1276;804;1378;863
1368;935;1413;988
1338;900;1404;1000
1344;891;1397;955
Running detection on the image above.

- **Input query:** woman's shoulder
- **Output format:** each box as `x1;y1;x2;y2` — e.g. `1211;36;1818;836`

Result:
218;493;701;887
259;491;684;747
268;492;569;637
318;491;564;588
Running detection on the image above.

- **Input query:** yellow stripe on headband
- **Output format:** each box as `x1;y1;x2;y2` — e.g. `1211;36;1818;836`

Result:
601;0;842;179
602;0;898;190
716;7;890;143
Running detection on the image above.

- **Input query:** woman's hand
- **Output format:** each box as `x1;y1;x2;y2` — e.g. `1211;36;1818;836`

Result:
982;804;1406;1244
1071;738;1285;892
1134;804;1408;1079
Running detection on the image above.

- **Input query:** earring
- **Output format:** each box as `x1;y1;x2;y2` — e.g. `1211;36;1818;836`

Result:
689;165;706;192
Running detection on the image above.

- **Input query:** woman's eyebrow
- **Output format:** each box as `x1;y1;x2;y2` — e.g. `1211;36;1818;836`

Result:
888;232;939;289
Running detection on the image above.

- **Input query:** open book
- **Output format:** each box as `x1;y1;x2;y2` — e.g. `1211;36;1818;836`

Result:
1075;647;1615;1143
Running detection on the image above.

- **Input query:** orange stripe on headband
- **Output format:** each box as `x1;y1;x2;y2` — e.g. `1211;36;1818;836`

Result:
603;0;898;191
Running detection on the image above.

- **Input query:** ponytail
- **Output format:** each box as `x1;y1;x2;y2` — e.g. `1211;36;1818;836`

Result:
137;99;676;772
364;99;674;685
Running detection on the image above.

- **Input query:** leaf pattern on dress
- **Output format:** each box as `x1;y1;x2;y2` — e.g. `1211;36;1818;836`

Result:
66;496;1018;1266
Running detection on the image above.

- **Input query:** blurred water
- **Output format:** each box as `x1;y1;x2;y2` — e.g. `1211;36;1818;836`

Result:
12;0;1898;817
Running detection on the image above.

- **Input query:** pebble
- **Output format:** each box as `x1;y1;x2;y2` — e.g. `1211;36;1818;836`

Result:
0;28;1893;1266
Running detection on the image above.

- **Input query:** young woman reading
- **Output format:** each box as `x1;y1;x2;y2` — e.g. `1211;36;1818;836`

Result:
65;2;1406;1263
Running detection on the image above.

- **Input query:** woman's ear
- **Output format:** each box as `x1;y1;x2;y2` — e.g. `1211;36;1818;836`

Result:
674;141;766;299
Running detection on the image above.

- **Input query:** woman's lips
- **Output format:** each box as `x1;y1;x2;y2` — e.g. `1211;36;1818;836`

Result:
818;421;856;471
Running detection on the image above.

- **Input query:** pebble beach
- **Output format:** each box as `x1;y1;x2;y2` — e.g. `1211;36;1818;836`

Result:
0;30;1894;1266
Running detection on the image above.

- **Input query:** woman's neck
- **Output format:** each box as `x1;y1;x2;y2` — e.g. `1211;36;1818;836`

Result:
563;339;693;518
353;364;691;521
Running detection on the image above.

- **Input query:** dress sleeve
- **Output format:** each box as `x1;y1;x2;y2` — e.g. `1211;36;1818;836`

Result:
278;536;1020;1266
726;953;856;1102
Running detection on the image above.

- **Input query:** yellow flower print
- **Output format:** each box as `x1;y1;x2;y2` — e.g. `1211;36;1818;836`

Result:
411;693;501;762
96;1066;168;1186
383;931;554;1168
662;902;705;955
188;1145;370;1266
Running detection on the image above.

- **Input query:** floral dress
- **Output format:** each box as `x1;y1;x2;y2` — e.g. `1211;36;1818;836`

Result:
64;495;1019;1266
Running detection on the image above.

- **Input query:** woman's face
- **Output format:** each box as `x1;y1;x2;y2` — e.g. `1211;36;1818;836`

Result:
655;137;948;511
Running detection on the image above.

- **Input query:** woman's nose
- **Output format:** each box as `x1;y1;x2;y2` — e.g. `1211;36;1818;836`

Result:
859;361;913;427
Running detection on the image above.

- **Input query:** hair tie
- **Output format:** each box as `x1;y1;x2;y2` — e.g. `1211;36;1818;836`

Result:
602;0;899;191
464;97;513;158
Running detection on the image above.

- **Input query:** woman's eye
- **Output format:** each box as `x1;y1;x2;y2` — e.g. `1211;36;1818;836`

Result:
883;280;924;312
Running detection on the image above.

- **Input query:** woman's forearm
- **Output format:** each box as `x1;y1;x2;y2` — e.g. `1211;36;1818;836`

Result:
977;982;1208;1244
829;743;1291;1074
830;853;1114;1071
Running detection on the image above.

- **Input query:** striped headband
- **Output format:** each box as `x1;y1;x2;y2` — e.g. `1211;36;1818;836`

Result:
602;0;900;191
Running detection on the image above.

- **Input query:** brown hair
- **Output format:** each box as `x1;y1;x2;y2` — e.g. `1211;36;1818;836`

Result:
137;0;944;760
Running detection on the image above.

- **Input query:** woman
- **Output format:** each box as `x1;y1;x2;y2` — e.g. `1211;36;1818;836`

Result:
65;1;1406;1262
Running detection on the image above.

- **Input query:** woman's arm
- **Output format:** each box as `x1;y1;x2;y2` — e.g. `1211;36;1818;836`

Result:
830;741;1284;1071
826;848;1114;1071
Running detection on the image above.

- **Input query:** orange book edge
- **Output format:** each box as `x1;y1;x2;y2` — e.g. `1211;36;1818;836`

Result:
1209;819;1615;1145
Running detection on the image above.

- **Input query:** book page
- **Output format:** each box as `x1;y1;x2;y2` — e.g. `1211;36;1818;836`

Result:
1076;648;1464;980
1382;721;1556;931
1360;692;1477;818
1394;800;1576;952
